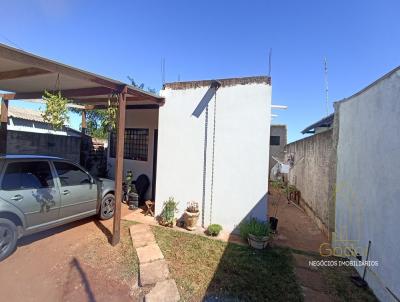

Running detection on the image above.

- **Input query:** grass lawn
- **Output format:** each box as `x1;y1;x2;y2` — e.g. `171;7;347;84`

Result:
152;226;303;302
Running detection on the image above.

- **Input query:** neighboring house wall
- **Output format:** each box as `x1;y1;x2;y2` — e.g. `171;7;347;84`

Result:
108;109;158;200
6;130;81;162
8;117;80;137
285;129;336;236
333;69;400;302
269;125;287;173
156;79;271;232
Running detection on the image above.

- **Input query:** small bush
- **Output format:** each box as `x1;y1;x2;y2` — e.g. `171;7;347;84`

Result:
239;218;270;240
159;197;179;227
207;224;222;236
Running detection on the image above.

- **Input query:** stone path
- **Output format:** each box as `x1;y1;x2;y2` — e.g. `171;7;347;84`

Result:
129;224;180;302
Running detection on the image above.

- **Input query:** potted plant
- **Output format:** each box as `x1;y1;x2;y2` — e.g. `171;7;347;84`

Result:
184;201;200;231
239;218;271;249
207;224;222;237
158;197;178;227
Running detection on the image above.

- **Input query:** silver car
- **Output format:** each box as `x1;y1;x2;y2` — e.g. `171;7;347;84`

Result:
0;155;116;261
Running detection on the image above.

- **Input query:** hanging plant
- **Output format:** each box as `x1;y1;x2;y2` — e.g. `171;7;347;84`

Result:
103;97;118;131
41;90;69;130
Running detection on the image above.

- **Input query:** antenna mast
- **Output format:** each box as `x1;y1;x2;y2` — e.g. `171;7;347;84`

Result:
324;57;329;116
268;48;272;77
161;57;166;85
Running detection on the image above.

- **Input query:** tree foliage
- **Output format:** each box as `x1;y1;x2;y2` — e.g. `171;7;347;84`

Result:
42;90;69;130
70;77;157;139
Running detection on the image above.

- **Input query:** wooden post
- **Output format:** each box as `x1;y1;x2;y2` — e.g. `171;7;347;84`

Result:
112;87;127;246
0;99;9;155
80;110;87;166
81;110;87;135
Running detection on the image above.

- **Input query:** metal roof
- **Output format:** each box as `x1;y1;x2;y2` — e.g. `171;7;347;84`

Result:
301;114;334;134
0;43;164;106
8;106;44;122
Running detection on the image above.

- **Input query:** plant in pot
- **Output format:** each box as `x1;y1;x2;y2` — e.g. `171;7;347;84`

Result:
184;201;200;231
158;197;178;227
207;224;222;237
239;218;271;249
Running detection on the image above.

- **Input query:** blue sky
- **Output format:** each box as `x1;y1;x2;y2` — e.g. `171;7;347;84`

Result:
1;0;399;142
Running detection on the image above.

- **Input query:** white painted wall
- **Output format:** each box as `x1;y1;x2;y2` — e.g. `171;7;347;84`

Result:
108;109;158;199
156;82;271;232
334;69;400;301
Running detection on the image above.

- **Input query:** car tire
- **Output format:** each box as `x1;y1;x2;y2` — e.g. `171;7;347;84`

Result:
99;193;115;220
0;218;18;262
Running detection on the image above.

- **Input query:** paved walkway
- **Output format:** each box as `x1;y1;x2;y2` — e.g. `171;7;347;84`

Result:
129;224;180;302
268;188;334;301
123;208;245;246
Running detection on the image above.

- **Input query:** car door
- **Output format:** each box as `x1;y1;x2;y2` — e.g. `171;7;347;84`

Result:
52;161;97;219
0;160;60;229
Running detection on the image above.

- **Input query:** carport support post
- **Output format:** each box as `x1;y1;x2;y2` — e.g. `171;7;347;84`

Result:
0;98;8;155
112;87;127;246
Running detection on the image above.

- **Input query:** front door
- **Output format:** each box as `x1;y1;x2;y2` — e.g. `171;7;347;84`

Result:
0;160;60;229
52;161;97;219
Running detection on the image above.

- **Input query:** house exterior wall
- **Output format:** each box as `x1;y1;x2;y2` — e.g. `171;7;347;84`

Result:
285;129;335;236
269;125;287;173
333;69;400;302
108;109;158;200
6;130;81;163
156;82;271;232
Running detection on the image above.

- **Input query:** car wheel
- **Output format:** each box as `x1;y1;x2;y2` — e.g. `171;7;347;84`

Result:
0;218;18;261
100;193;115;220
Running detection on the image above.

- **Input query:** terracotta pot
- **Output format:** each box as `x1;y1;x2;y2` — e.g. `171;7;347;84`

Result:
248;233;270;249
184;210;200;231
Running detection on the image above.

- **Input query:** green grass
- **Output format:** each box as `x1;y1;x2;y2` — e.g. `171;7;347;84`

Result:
152;226;303;302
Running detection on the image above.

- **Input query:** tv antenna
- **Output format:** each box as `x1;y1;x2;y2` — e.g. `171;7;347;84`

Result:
268;48;272;77
161;57;166;85
324;57;329;116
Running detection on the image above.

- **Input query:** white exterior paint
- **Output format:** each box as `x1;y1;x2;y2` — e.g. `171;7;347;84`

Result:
8;117;80;136
334;69;400;301
156;81;271;232
108;109;158;200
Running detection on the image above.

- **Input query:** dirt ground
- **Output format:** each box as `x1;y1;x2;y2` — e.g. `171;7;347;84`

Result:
0;205;139;302
268;187;328;253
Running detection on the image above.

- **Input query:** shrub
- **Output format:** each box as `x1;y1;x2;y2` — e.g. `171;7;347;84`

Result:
239;218;270;240
159;197;179;227
207;224;222;236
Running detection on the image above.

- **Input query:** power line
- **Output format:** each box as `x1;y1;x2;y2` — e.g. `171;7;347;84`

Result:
0;33;22;49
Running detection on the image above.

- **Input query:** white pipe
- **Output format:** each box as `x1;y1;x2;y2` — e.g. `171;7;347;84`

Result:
271;105;288;110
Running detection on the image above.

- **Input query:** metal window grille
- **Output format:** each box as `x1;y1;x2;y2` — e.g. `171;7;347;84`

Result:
110;128;149;161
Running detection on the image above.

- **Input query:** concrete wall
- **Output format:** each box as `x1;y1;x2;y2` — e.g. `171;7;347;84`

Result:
269;125;287;173
333;69;400;302
6;130;81;163
285;129;335;236
108;109;158;200
156;82;271;232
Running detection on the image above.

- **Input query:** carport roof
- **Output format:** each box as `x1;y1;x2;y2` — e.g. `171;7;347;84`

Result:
0;43;164;106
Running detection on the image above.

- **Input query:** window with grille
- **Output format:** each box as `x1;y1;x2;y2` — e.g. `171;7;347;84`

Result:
270;136;281;146
110;128;149;161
